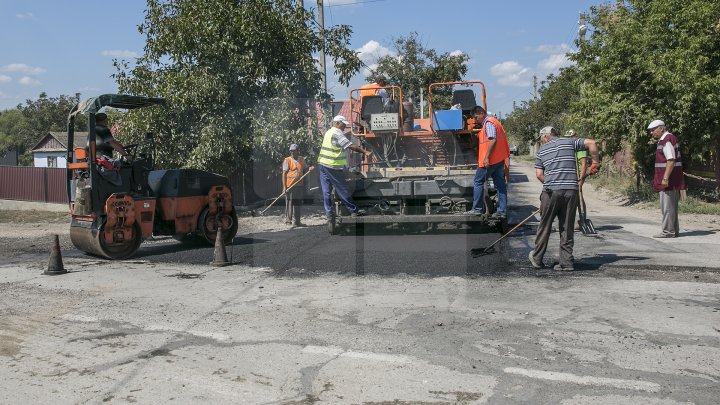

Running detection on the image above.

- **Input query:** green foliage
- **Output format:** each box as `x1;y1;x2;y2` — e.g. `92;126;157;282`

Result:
503;67;581;146
0;93;86;165
113;0;362;175
369;32;469;116
571;0;720;179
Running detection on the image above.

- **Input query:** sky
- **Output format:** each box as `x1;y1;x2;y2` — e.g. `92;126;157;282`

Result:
0;0;604;115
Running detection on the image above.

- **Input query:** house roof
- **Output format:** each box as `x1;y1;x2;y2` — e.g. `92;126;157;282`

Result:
31;131;87;153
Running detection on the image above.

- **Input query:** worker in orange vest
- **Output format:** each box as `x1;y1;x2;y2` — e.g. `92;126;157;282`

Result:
466;106;511;218
283;144;308;227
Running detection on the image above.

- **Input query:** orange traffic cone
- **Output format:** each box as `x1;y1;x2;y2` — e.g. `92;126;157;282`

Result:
210;226;230;267
44;234;67;275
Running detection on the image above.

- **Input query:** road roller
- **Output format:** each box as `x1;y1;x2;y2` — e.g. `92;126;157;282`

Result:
65;94;238;259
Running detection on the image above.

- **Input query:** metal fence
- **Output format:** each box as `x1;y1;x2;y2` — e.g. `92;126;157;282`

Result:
0;166;67;204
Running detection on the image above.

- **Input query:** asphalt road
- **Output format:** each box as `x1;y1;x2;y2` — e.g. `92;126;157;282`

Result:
2;161;719;404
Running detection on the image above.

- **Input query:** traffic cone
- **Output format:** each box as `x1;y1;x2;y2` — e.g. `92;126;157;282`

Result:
210;226;230;267
44;234;67;275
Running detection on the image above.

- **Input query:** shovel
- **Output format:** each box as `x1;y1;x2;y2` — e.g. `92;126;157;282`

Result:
259;166;315;215
472;209;541;257
576;166;597;235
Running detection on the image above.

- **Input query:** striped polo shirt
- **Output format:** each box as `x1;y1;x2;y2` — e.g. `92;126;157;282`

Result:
535;137;586;190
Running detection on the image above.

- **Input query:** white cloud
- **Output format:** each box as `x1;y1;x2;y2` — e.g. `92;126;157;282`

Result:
0;91;8;98
490;61;533;87
449;50;465;57
533;43;571;54
1;63;45;75
355;40;392;64
16;12;34;19
19;76;41;86
100;50;139;58
0;75;11;83
538;53;574;73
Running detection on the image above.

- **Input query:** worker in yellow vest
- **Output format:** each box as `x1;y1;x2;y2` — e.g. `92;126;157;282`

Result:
283;144;308;227
318;115;373;220
466;106;511;218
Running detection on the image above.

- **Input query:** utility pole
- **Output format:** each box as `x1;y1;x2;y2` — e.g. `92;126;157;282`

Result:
533;75;537;99
317;0;327;97
578;13;587;45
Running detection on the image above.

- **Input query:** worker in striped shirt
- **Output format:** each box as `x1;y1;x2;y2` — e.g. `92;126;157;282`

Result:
528;126;601;272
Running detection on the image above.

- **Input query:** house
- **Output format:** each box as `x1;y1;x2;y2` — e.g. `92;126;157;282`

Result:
31;131;87;168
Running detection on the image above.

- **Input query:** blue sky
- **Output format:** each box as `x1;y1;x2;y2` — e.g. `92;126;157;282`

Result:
0;0;603;115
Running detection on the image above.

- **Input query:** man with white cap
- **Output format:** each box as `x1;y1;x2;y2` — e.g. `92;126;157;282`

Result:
282;143;308;227
317;115;373;220
529;126;601;271
647;119;685;238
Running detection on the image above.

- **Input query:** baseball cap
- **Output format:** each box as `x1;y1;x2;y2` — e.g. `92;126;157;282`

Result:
332;115;350;126
289;143;298;151
538;126;557;139
95;112;107;121
564;129;575;137
647;119;665;130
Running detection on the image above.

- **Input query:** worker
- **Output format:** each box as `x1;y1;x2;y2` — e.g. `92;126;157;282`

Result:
529;126;601;271
90;112;129;160
282;143;308;227
647;119;685;238
466;105;510;219
360;76;388;105
318;115;372;220
565;129;589;231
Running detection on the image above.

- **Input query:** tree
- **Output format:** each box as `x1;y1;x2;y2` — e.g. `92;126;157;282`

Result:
369;32;469;115
3;93;86;165
113;0;362;175
570;0;720;182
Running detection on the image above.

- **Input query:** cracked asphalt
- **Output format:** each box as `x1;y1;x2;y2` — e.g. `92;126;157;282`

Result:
1;160;719;404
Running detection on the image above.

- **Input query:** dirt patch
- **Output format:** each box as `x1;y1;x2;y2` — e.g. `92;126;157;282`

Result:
0;210;69;224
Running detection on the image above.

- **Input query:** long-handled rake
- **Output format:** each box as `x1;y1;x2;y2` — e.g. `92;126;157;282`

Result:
259;167;315;215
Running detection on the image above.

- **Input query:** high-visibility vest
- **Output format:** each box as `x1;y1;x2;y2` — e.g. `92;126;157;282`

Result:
653;132;685;192
317;128;347;168
283;156;306;187
477;116;511;168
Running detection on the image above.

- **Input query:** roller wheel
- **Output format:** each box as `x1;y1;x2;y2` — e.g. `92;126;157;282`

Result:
96;221;142;260
199;207;239;245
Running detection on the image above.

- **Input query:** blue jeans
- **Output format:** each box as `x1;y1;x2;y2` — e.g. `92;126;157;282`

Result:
472;162;507;214
319;165;358;218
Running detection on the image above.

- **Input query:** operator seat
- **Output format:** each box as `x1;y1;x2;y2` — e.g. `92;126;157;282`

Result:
360;95;385;131
451;89;477;112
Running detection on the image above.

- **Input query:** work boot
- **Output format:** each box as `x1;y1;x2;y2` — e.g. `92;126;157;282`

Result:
491;212;506;220
528;251;543;269
351;209;366;217
652;233;675;238
553;263;575;271
463;209;483;216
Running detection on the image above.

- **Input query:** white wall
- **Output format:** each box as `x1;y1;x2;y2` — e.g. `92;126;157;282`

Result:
33;152;67;168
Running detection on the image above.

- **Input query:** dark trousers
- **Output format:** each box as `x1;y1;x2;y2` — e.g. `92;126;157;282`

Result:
285;187;304;225
319;165;358;218
532;189;578;267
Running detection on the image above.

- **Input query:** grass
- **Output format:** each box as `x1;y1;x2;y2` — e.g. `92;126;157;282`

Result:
0;210;69;223
588;170;720;215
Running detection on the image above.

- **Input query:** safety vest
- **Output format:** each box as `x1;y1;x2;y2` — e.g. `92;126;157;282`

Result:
653;132;685;192
317;127;347;169
283;156;306;187
477;116;511;167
